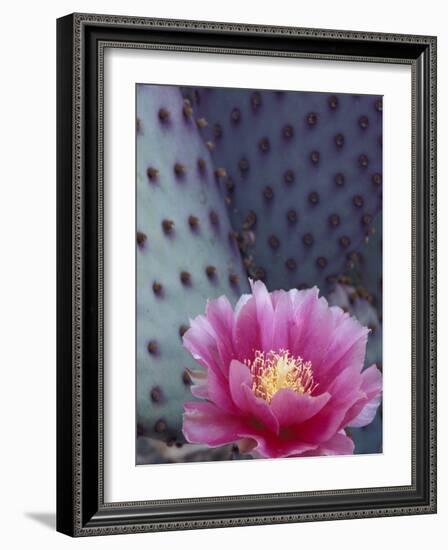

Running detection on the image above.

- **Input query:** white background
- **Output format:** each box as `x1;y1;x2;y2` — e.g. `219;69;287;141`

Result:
0;0;445;548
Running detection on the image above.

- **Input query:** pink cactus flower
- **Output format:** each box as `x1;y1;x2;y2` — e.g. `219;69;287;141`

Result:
182;281;382;458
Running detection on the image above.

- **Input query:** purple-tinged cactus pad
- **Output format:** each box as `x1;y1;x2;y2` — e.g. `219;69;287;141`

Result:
182;86;383;296
348;212;383;311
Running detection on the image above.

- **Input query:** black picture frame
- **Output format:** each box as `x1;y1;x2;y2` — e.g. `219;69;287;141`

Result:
57;13;437;537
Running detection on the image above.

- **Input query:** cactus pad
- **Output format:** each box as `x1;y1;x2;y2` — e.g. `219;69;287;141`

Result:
182;86;382;296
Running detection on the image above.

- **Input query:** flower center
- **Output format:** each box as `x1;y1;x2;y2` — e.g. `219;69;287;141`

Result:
246;350;317;403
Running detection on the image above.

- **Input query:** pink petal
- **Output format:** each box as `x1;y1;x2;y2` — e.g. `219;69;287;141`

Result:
250;280;275;352
241;384;279;434
270;388;331;427
348;365;382;428
299;367;363;443
186;368;207;383
339;394;369;429
317;315;368;389
299;296;336;369
233;296;260;362
270;289;287;308
234;292;251;317
205;296;235;377
271;291;293;351
228;360;278;434
190;384;209;399
319;431;355;455
330;303;349;325
186;368;238;415
182;401;246;447
301;431;355;456
183;315;223;375
348;393;381;428
229;420;318;458
288;287;320;357
206;368;239;414
251;435;318;459
361;363;383;398
237;437;257;454
187;368;208;399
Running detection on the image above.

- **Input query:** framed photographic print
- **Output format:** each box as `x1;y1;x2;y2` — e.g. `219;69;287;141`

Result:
56;13;437;536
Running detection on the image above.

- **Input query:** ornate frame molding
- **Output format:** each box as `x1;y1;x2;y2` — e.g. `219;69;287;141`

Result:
57;13;437;536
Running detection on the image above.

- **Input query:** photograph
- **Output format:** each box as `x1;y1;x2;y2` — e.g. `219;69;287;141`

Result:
136;84;383;465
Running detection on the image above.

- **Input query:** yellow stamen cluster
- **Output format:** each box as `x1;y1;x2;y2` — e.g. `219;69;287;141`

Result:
246;350;317;403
